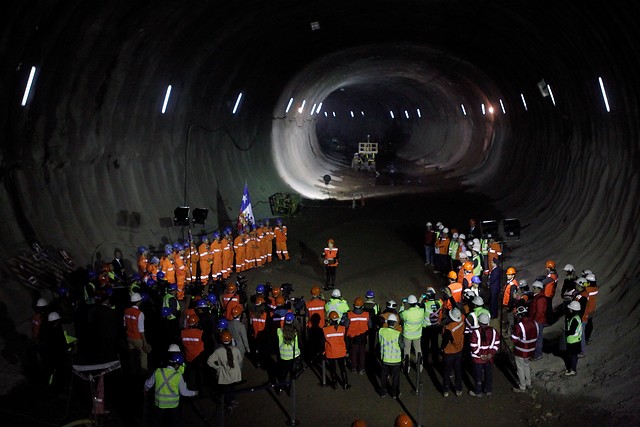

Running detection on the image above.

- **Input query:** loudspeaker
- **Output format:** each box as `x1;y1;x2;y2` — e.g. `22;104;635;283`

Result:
192;208;209;225
503;218;521;239
480;220;499;239
173;207;190;226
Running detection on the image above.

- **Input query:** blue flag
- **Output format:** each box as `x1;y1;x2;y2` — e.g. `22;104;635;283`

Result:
237;183;255;232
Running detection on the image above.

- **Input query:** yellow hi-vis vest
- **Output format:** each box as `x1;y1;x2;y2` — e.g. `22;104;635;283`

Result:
154;367;181;409
566;315;583;344
400;306;424;340
378;327;402;364
277;328;300;360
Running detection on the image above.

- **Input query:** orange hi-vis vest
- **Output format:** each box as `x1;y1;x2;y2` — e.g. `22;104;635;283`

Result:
462;272;474;289
181;328;204;362
323;247;339;266
544;271;558;298
160;256;176;283
222;293;241;320
443;318;465;354
347;311;370;337
306;298;326;328
503;279;519;307
250;311;268;338
137;255;148;276
323;325;347;359
444;282;463;310
124;306;142;340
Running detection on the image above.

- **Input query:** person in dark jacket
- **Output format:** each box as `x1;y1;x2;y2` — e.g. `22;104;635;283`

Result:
488;258;502;319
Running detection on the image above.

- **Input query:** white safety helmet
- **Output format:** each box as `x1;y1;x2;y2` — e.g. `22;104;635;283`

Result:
472;243;481;252
449;308;462;322
130;292;143;302
515;306;528;316
331;289;342;298
473;238;480;245
581;269;593;278
387;314;398;323
452;232;459;239
473;296;484;306
36;298;48;307
407;295;418;304
585;273;596;282
563;264;575;272
568;301;581;312
436;222;443;228
478;313;490;325
48;311;61;322
168;344;181;352
518;279;528;288
458;234;466;240
442;228;449;234
576;277;587;286
532;281;544;289
386;300;397;309
465;250;473;258
426;222;433;227
459;252;468;259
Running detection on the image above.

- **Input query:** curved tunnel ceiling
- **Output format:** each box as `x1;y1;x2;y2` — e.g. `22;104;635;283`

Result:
1;0;640;408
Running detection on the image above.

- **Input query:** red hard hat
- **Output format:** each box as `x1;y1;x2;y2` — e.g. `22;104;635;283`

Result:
231;305;243;318
545;260;556;269
311;286;321;296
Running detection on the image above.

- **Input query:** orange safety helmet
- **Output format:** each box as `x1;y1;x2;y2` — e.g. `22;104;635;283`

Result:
462;261;474;271
275;295;286;306
227;283;237;293
394;414;413;427
545;260;556;269
354;297;364;308
351;420;368;427
328;311;340;321
506;267;517;275
327;238;335;245
447;271;458;280
221;330;233;345
272;287;282;297
231;305;243;318
310;286;321;296
255;296;265;305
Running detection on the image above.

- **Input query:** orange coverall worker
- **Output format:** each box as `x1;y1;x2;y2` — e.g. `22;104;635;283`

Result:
274;224;290;260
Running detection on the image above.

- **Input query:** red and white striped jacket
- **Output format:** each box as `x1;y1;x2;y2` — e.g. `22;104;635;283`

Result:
470;325;500;364
511;317;538;359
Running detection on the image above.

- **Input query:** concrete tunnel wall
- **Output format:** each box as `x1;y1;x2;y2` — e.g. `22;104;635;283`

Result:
1;0;639;409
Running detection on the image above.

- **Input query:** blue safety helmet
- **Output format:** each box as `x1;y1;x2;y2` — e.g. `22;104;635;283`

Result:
138;246;148;254
285;312;295;324
256;284;265;294
206;293;218;304
161;307;173;318
57;286;69;296
146;278;156;288
172;242;182;251
471;276;482;284
169;353;184;365
167;283;178;292
88;270;98;280
196;299;209;309
212;231;221;239
164;247;173;256
157;271;166;280
150;256;160;264
216;318;228;330
365;290;375;299
224;227;232;235
130;273;141;282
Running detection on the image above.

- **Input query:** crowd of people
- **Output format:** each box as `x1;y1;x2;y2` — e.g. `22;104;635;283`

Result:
27;216;600;426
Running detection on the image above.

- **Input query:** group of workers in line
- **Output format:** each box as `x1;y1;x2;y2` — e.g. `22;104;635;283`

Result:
28;216;600;426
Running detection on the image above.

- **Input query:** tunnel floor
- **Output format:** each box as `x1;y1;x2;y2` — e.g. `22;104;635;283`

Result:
0;192;633;426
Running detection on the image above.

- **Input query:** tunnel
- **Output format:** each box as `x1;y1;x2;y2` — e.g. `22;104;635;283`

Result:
1;0;639;425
